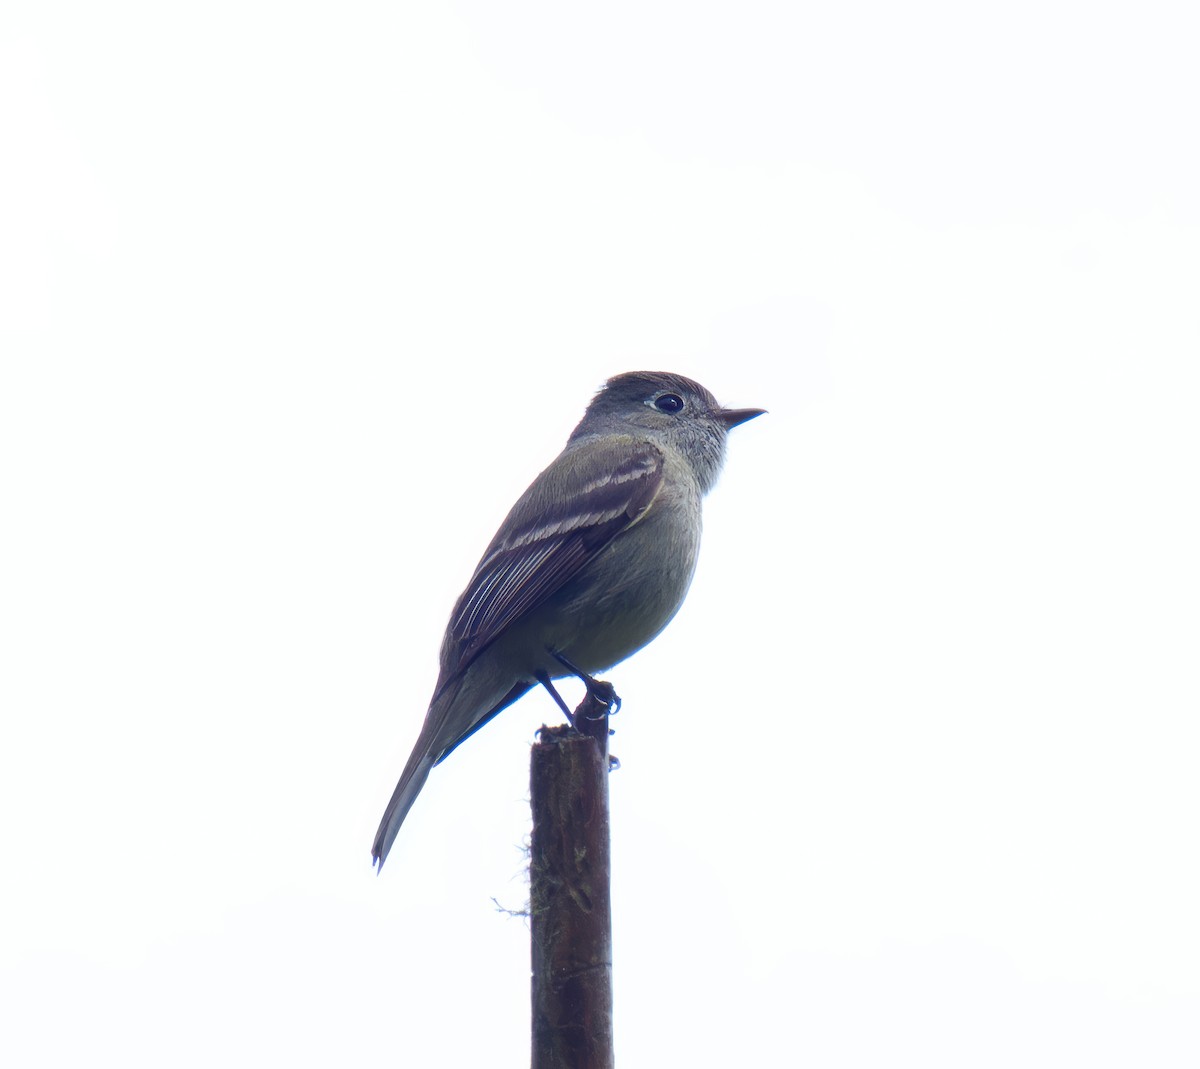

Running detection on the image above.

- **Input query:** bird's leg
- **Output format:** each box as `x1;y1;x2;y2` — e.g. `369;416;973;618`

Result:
535;670;577;728
543;654;621;768
549;650;622;719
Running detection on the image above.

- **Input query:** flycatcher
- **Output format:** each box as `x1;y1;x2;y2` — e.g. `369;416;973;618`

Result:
372;371;764;869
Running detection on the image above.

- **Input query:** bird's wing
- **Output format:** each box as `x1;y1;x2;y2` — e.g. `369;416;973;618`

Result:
439;436;665;682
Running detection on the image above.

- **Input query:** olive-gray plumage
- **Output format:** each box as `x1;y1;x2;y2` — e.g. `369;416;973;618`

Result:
372;371;763;869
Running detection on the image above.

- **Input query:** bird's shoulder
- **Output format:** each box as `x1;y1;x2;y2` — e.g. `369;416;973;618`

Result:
491;433;666;551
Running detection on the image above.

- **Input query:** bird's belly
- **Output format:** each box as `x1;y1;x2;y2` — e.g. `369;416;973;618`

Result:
533;505;701;676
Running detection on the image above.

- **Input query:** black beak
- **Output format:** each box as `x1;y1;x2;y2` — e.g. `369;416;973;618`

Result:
718;406;767;429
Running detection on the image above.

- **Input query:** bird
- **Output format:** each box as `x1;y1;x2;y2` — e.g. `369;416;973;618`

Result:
372;371;764;869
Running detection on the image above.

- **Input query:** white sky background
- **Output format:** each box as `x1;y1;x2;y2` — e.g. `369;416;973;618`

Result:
2;1;1198;1065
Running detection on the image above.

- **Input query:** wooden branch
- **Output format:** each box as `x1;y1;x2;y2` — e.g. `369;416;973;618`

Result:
529;693;614;1069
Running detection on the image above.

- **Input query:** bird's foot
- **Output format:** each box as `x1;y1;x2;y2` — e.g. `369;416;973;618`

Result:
582;678;620;720
549;650;621;720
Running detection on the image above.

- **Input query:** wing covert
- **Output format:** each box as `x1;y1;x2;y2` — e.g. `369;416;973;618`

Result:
442;438;664;678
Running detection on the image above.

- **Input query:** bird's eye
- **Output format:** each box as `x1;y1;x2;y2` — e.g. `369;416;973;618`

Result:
654;393;685;414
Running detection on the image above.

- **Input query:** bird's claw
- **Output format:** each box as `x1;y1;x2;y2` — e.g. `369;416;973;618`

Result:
584;679;620;720
547;648;621;720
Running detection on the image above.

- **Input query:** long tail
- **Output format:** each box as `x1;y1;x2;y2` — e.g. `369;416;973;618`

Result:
372;673;475;871
371;744;437;871
370;677;533;871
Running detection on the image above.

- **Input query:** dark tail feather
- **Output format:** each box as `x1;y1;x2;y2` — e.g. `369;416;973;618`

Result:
433;681;532;766
372;747;435;871
371;680;533;871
